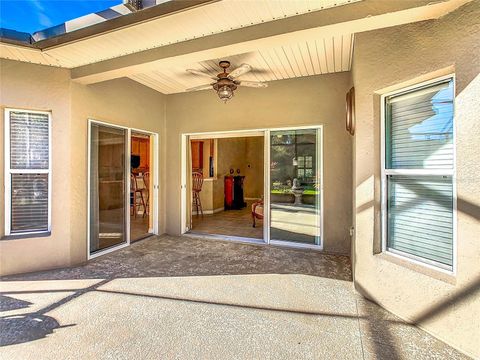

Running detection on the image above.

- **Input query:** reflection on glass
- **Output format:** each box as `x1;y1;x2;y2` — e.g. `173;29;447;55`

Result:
11;174;48;232
270;129;321;245
10;112;49;169
90;124;127;254
386;80;454;169
387;175;453;267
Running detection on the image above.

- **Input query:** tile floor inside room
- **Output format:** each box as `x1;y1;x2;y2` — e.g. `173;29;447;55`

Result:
191;200;322;245
191;200;264;239
0;236;470;359
130;214;151;241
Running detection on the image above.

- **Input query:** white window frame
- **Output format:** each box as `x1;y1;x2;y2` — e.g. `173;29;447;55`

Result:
380;75;457;274
4;108;52;237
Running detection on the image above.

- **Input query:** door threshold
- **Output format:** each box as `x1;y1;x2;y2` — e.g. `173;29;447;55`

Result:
184;232;266;246
131;233;155;243
88;242;129;260
184;232;326;253
269;239;323;251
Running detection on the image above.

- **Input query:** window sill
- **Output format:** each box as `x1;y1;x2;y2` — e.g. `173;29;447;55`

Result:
1;231;51;241
377;251;456;285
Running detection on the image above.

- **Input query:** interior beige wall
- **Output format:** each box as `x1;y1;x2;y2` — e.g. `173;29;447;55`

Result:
215;136;264;200
198;180;214;212
0;59;166;275
217;137;247;178
352;2;480;357
245;137;264;199
214;137;247;211
0;59;72;275
201;139;212;176
166;72;353;254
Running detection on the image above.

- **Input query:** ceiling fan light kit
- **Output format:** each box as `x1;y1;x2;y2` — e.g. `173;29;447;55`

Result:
216;85;235;102
186;60;268;103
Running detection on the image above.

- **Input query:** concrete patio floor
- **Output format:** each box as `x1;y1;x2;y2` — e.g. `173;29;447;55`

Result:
0;235;469;359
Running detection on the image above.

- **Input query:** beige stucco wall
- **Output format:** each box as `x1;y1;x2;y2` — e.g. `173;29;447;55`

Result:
69;78;166;265
0;59;166;275
352;1;480;357
166;73;353;254
0;59;72;275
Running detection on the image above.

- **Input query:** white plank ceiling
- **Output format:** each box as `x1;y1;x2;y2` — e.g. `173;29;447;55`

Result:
129;34;354;94
0;0;359;68
1;0;468;94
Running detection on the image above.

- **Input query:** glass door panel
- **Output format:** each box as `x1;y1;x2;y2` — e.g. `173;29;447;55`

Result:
269;128;322;245
89;122;128;255
130;132;154;241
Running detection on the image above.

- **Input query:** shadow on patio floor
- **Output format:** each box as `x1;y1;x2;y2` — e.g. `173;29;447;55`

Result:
0;236;471;359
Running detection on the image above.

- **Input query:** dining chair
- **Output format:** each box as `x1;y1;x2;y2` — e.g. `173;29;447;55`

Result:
143;172;150;218
192;171;204;217
131;173;147;218
252;198;264;227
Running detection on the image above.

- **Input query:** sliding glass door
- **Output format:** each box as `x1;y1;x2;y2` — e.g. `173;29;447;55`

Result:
181;127;323;248
268;128;322;246
89;121;129;256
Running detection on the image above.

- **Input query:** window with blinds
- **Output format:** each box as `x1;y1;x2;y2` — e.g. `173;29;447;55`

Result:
5;109;51;235
382;78;455;270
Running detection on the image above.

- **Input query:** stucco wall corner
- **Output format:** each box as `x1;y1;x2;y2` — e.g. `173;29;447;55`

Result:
351;1;480;357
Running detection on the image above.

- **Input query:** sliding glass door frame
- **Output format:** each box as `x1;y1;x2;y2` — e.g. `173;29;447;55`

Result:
181;125;324;250
130;126;160;238
181;130;266;243
87;119;159;260
264;126;324;250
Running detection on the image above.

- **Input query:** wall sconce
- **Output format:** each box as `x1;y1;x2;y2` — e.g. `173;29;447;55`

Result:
346;87;355;136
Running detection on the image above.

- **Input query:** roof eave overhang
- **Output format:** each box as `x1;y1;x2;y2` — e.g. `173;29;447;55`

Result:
0;0;218;50
0;28;35;48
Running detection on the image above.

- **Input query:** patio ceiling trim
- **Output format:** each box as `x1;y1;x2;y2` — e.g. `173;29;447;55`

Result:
71;0;471;85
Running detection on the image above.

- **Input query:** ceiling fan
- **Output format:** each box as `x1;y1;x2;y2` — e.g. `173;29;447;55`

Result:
185;61;268;102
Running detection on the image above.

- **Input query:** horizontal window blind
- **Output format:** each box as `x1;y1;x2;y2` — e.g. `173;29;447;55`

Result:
387;175;453;266
384;78;454;270
11;174;49;232
10;112;49;169
5;109;51;235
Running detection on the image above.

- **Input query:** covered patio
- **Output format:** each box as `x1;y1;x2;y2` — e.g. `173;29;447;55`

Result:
0;236;467;359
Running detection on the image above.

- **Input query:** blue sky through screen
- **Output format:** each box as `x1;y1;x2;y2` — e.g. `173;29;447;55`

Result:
0;0;122;33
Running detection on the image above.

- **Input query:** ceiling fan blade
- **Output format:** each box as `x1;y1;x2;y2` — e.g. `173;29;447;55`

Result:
186;69;217;80
228;63;252;79
185;83;214;92
237;80;268;88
